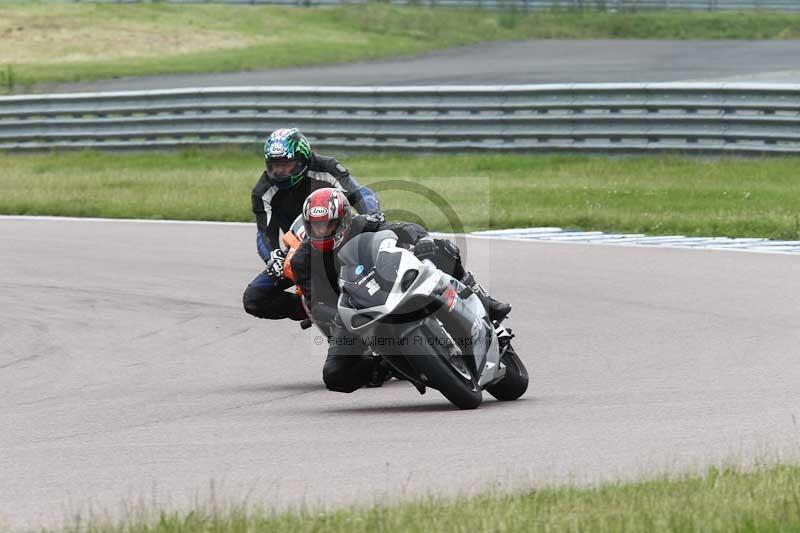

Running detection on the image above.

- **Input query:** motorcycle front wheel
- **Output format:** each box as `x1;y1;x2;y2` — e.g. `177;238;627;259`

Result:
407;320;482;410
485;344;528;401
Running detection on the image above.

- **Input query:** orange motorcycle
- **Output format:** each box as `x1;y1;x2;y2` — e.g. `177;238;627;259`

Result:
279;214;305;291
279;215;315;330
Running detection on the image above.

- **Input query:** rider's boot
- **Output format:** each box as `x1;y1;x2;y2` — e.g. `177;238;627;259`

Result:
462;271;511;323
366;358;393;387
272;293;308;321
288;306;308;322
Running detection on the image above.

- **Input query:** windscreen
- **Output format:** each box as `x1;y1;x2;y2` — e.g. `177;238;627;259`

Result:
338;231;402;309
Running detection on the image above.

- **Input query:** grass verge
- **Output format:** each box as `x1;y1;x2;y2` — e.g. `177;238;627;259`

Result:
2;3;800;90
2;150;799;240
51;464;800;532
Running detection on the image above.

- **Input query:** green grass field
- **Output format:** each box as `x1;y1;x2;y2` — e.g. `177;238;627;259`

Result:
49;465;800;532
2;149;799;239
3;2;800;91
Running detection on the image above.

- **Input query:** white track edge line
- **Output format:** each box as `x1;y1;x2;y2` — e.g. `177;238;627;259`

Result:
2;215;798;256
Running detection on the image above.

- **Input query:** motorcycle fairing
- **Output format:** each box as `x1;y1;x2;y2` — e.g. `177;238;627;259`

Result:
336;231;505;389
338;231;441;331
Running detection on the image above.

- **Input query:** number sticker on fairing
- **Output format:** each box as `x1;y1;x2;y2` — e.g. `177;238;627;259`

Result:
378;238;397;252
366;279;381;296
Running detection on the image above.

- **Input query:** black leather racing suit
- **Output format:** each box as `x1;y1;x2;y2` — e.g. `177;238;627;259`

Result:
291;215;465;393
242;153;381;321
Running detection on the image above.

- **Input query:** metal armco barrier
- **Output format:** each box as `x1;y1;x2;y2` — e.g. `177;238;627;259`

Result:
397;0;800;9
47;0;800;10
2;84;800;154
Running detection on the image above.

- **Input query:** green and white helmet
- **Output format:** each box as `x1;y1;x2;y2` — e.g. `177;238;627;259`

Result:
264;128;311;189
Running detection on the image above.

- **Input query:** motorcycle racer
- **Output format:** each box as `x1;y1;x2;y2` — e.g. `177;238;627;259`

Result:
242;128;382;321
291;188;511;393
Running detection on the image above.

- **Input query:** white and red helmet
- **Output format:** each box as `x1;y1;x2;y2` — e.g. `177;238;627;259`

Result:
302;188;352;252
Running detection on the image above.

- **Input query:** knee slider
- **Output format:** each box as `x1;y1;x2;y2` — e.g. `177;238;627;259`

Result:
243;290;280;319
323;367;361;393
242;287;260;315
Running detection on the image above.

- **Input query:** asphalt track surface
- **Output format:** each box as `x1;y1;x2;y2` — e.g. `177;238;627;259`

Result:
2;217;799;529
39;40;800;93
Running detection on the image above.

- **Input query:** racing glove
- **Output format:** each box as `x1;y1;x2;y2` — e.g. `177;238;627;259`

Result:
363;211;385;224
413;237;437;262
362;211;385;232
266;249;286;279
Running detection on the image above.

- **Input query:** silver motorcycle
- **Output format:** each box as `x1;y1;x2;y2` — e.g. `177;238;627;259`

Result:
336;230;528;409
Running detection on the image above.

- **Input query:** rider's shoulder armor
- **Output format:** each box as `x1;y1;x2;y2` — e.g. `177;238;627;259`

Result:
309;153;349;179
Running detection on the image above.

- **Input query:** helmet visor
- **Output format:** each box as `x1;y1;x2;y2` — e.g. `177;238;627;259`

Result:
266;159;304;181
307;219;340;241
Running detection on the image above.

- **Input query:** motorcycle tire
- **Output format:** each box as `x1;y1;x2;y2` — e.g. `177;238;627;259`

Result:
485;344;529;401
408;321;482;410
